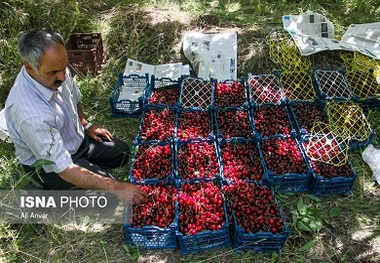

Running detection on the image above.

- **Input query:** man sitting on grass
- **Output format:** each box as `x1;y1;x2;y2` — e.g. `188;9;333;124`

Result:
4;28;146;205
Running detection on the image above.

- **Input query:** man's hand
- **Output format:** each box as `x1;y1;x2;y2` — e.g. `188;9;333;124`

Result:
86;125;113;142
114;182;147;205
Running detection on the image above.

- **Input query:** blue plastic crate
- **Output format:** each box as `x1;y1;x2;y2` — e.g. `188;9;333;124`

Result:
109;73;149;117
176;179;231;254
349;129;376;150
360;106;379;147
176;223;231;254
218;137;268;182
300;134;357;195
269;172;311;194
176;108;215;141
174;138;222;181
214;78;250;110
312;69;353;101
145;75;181;108
129;139;176;182
261;135;312;193
325;101;375;151
222;180;289;253
252;104;296;139
309;161;358;196
124;223;178;249
232;222;290;253
214;105;256;140
135;107;177;143
123;179;179;249
286;100;328;138
359;99;380;112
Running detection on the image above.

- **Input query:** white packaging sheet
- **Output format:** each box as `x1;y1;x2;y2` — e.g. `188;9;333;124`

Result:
283;11;380;60
182;31;237;81
124;58;188;80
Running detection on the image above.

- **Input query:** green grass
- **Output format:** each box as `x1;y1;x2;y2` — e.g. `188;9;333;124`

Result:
1;0;380;262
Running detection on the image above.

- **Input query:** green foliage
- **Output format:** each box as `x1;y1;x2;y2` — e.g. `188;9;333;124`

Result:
298;239;317;252
0;224;19;261
328;206;341;218
0;33;21;106
289;195;345;252
366;109;380;146
291;195;342;234
123;243;140;262
0;141;31;190
291;196;325;233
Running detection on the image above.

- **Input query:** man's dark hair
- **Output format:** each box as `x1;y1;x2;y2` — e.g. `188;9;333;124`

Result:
18;28;65;72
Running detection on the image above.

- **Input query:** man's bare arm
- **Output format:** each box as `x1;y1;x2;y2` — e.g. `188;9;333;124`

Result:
77;103;89;127
59;164;147;204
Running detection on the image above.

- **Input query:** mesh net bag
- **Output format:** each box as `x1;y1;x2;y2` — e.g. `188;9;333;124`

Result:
341;51;380;79
248;74;284;105
353;52;380;76
339;51;355;69
280;71;316;101
313;69;353;100
180;78;213;109
344;70;380;100
326;101;372;141
304;122;350;166
267;28;312;72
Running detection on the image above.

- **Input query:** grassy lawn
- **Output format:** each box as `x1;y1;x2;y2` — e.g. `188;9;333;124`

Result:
1;0;380;262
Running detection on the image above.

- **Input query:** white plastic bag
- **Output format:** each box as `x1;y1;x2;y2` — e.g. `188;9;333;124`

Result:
0;107;12;143
362;144;380;185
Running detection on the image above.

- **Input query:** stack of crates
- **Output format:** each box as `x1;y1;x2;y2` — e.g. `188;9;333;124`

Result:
66;33;105;76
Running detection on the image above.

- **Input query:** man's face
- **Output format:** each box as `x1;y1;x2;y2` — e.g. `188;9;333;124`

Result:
26;43;68;91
